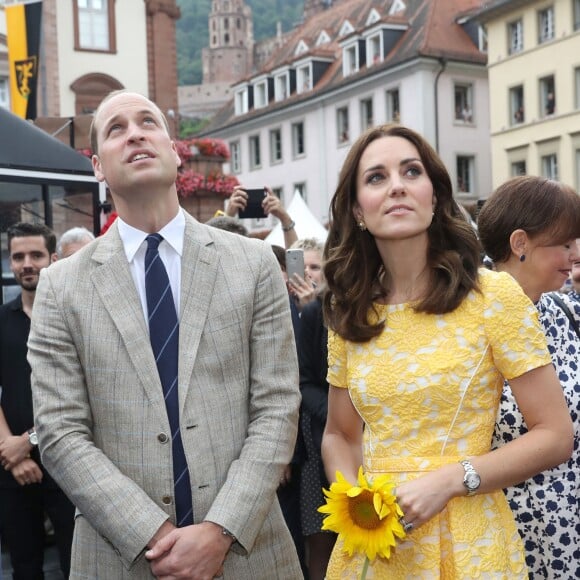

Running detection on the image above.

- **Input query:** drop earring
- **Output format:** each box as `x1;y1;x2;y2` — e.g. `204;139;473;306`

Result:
519;254;526;263
358;220;367;231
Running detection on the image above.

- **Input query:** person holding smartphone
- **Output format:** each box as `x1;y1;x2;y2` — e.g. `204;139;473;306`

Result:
226;185;298;248
287;238;324;311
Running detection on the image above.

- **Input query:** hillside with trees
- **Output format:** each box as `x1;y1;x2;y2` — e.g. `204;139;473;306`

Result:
176;0;304;85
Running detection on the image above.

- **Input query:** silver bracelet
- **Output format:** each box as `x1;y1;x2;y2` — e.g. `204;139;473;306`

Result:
282;220;295;232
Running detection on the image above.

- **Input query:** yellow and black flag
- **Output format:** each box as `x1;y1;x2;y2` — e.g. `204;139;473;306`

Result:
6;0;43;119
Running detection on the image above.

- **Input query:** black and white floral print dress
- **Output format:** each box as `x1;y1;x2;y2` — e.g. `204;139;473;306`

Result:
493;292;579;579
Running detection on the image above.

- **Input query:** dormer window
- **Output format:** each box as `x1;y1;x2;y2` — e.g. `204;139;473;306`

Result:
294;39;309;57
254;80;268;109
297;63;312;94
362;23;407;67
234;85;251;115
339;20;354;37
367;33;382;66
274;70;292;102
316;30;331;46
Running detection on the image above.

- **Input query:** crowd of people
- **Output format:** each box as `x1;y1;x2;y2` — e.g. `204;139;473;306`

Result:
0;90;578;580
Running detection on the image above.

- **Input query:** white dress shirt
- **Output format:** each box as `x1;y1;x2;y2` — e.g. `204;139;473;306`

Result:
117;209;185;321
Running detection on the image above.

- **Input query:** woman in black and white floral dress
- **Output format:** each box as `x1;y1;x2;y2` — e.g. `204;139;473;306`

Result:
478;176;580;579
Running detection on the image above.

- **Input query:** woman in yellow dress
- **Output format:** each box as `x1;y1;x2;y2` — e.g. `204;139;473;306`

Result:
321;124;573;579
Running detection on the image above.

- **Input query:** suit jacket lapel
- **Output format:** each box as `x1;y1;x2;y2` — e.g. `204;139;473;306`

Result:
90;223;166;412
179;215;218;414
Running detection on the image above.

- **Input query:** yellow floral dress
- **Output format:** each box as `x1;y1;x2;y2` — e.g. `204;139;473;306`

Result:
325;269;551;579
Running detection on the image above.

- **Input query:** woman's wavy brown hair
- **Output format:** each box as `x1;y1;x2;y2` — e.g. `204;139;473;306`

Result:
323;124;481;343
477;175;580;264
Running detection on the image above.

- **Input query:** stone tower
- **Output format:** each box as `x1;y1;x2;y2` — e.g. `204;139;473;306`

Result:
202;0;254;84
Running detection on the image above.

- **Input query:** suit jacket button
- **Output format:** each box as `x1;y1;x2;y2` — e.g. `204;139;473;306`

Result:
162;495;172;505
157;433;169;443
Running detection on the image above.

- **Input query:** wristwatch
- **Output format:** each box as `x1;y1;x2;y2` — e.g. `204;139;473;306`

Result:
459;459;480;496
27;429;38;447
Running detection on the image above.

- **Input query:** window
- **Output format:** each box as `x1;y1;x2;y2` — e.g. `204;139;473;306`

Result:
360;98;374;131
478;25;488;53
269;129;282;164
293;182;307;202
540;75;555;116
74;0;115;52
367;34;382;66
271;187;283;203
575;67;580;109
0;78;9;109
292;122;305;157
336;107;350;144
249;135;261;169
343;45;358;76
508;20;523;54
454;84;473;123
456;156;474;193
541;153;558;179
511;161;527;176
297;64;312;94
229;141;241;173
538;6;554;43
575;0;580;30
386;88;400;122
274;73;289;102
254;80;267;108
576;149;580;192
510;85;525;125
234;87;249;115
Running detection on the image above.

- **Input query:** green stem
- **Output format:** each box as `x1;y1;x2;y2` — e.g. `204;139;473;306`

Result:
361;556;370;580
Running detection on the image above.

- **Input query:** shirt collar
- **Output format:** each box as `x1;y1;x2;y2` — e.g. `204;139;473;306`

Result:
117;209;185;263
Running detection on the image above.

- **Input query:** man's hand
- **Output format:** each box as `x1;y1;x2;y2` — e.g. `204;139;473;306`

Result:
0;434;31;470
145;521;232;579
11;458;43;486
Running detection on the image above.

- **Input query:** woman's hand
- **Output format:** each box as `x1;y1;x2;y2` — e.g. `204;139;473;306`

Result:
225;185;248;217
394;464;464;532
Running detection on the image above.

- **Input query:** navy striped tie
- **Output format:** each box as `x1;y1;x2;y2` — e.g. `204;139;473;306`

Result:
145;234;193;527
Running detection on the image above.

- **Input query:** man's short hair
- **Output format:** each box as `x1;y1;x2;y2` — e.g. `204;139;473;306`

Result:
7;222;57;255
57;227;95;258
205;216;248;237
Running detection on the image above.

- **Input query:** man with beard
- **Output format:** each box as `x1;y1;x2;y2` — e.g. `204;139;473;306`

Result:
0;222;75;579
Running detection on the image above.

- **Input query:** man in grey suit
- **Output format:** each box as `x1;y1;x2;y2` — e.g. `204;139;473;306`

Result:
28;91;302;579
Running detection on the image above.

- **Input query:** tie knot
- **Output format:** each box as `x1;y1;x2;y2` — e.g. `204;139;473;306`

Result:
146;233;163;251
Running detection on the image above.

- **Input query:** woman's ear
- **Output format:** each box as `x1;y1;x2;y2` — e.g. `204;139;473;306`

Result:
509;229;528;259
352;202;362;223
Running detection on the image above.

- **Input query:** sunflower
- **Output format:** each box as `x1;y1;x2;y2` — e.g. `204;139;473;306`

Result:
318;466;406;561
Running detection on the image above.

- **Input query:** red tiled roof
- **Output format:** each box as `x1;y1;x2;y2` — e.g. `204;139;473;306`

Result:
204;0;487;133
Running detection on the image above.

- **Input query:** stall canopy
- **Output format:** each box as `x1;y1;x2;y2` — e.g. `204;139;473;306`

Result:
0;106;102;304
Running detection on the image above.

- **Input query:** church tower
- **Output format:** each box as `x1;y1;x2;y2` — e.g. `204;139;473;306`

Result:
202;0;254;84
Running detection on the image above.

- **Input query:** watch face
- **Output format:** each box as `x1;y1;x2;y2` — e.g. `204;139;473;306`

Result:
465;471;481;490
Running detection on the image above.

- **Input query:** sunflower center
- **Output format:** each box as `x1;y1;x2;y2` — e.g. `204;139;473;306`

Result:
348;489;382;530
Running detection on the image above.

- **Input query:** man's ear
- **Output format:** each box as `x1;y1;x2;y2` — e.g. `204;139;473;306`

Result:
50;253;58;264
509;229;528;258
92;155;106;183
171;141;182;168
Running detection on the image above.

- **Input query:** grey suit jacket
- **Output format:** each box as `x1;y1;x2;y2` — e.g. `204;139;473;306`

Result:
28;214;302;579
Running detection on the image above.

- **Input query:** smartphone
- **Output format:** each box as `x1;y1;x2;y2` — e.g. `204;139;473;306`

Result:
238;188;267;219
286;249;305;281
